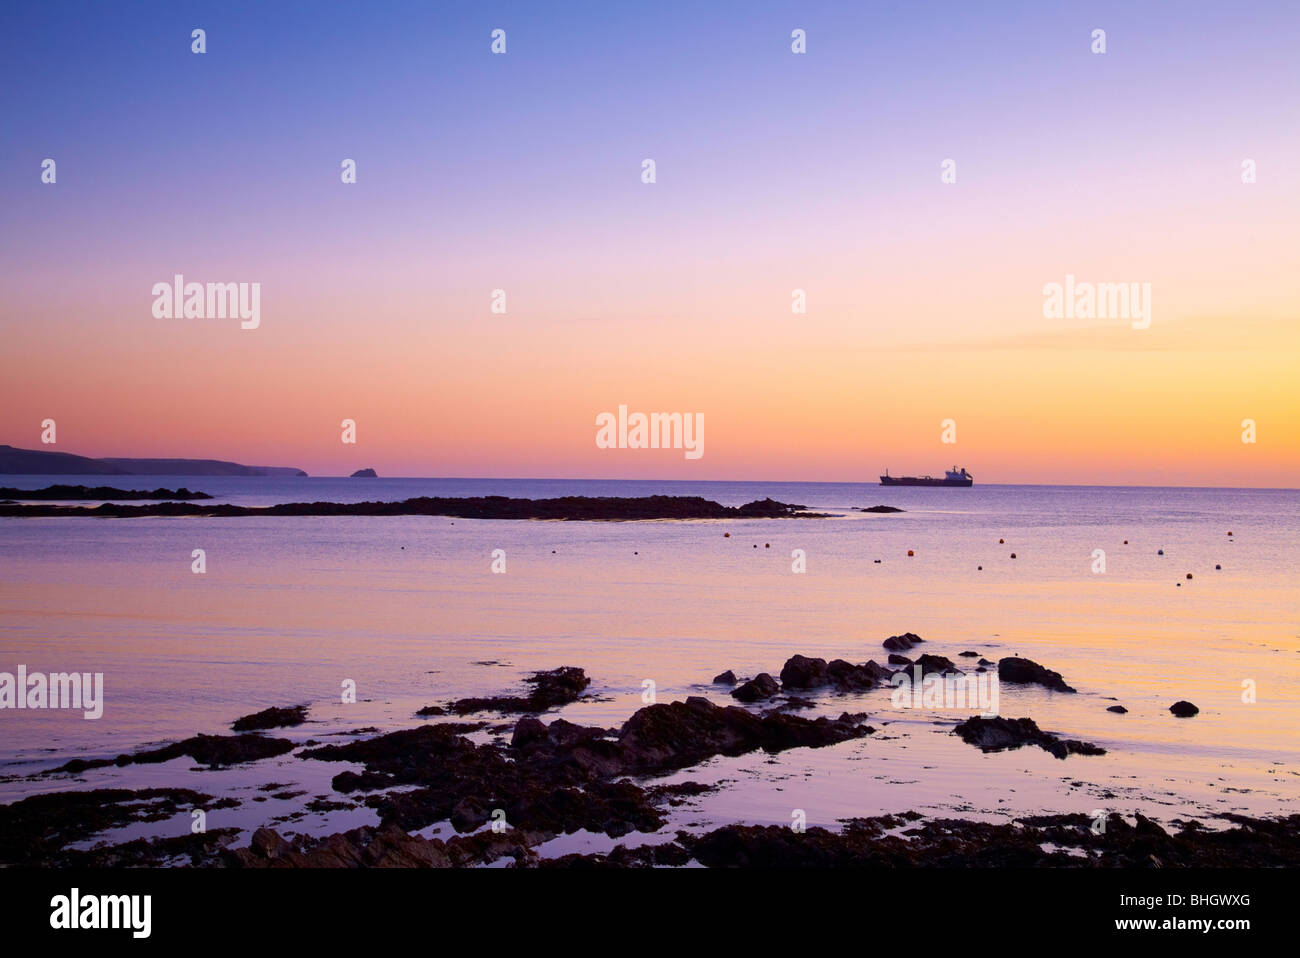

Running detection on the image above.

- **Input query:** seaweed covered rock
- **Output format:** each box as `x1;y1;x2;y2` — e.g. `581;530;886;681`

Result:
447;667;590;714
731;673;780;702
997;657;1076;693
232;705;308;731
952;716;1104;760
882;633;924;652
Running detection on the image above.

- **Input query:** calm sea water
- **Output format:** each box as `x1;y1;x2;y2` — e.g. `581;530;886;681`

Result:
1;476;1297;851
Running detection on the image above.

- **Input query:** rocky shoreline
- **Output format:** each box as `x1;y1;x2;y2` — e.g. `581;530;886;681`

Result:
1;640;1274;869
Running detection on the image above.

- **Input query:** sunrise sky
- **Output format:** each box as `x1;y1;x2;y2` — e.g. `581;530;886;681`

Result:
2;0;1296;485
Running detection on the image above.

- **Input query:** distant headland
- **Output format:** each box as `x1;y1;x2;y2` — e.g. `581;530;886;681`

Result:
0;444;307;477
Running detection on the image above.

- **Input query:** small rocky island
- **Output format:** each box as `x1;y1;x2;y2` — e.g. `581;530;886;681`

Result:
350;468;378;478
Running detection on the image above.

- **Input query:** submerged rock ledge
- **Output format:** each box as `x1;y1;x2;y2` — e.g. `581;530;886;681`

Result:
0;494;822;520
0;483;212;501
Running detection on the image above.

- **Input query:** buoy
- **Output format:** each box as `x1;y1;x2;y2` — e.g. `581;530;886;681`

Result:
873;559;881;563
998;538;1004;544
634;551;638;555
724;532;730;538
1010;553;1017;559
1157;549;1164;555
551;550;556;554
1177;582;1182;587
1215;564;1221;570
907;550;914;556
977;565;983;570
1186;573;1193;579
1228;531;1233;536
1123;540;1128;545
765;543;770;548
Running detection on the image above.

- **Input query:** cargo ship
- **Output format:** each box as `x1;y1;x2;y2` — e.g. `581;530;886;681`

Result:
880;466;973;487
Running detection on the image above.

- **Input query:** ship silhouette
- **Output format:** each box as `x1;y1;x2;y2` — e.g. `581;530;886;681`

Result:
880;466;973;487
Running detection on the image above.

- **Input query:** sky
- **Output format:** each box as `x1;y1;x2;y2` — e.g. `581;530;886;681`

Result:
1;0;1297;485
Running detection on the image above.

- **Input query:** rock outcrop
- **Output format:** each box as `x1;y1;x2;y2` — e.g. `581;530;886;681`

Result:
997;656;1076;693
952;716;1104;759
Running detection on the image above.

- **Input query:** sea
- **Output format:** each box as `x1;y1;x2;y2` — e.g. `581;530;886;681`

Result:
1;476;1296;856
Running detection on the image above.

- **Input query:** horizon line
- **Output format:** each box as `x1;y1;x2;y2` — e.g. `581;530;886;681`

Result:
9;472;1296;493
285;476;1300;491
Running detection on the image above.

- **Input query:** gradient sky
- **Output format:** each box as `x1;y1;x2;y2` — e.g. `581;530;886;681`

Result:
1;0;1297;484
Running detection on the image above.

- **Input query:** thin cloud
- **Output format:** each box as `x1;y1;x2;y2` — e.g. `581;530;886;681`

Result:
886;315;1297;353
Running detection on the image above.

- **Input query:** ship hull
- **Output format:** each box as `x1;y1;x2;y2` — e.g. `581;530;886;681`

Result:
879;476;973;487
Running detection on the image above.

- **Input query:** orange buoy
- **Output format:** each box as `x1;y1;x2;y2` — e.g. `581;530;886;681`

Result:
1010;553;1017;559
907;549;914;556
